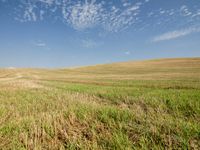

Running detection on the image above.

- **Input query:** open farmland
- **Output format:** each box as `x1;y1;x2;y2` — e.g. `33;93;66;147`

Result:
0;58;200;149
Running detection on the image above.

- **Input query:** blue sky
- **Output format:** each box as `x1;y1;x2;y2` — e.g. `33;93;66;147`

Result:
0;0;200;68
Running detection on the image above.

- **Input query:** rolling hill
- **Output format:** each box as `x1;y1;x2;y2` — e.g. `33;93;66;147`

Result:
0;58;200;149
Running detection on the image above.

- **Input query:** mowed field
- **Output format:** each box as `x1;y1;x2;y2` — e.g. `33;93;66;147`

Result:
0;58;200;149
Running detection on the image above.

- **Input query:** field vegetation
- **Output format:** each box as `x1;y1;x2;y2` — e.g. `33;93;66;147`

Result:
0;58;200;149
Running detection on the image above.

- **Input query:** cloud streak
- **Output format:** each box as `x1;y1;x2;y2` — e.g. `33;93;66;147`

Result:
81;39;100;48
152;27;200;42
33;41;46;47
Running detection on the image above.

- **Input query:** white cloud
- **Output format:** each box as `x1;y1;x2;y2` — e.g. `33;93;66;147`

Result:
81;39;101;48
62;0;104;30
33;41;46;47
104;3;141;32
192;9;200;18
3;0;200;33
11;0;144;32
125;51;131;55
36;43;46;47
152;27;200;42
23;3;37;22
61;0;141;32
180;5;192;16
38;0;55;6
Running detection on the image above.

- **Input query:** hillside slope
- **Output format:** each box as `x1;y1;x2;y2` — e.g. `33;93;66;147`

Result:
0;58;200;149
71;57;200;78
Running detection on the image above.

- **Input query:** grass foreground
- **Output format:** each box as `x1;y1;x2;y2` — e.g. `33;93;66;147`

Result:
0;58;200;149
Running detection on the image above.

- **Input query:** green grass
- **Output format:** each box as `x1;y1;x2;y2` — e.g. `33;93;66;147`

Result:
0;58;200;149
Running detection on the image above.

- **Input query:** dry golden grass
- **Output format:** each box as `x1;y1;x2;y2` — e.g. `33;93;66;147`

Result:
0;58;200;149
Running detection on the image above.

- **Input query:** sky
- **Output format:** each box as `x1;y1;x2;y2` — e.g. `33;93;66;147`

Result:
0;0;200;68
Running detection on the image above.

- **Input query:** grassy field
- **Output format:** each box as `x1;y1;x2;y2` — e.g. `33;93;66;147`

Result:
0;58;200;149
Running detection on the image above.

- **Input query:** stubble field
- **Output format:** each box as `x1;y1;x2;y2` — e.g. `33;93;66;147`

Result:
0;58;200;149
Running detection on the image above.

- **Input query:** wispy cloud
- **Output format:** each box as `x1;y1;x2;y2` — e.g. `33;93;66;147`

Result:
104;2;141;32
152;27;200;42
33;41;46;47
180;5;192;16
62;0;141;32
125;51;131;55
81;39;102;48
23;3;37;22
8;0;145;32
2;0;200;33
62;1;104;30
